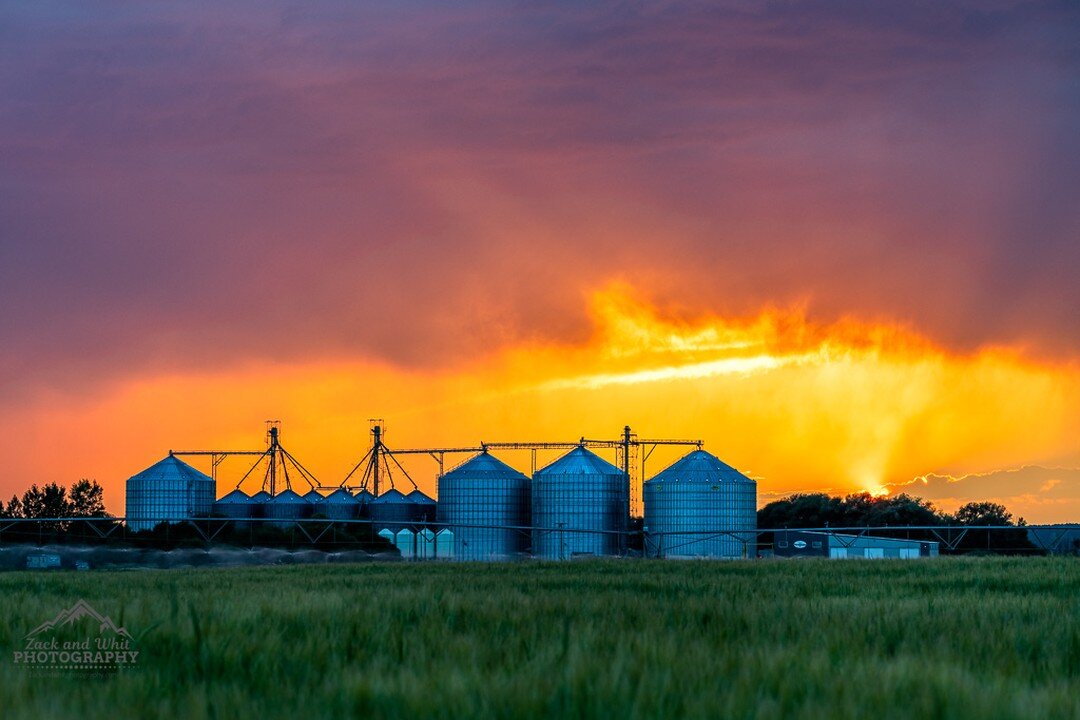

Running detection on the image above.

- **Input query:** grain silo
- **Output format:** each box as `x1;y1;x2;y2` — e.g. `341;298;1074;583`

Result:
416;528;436;559
212;488;254;531
435;529;454;559
213;489;253;519
406;489;437;525
322;488;360;520
303;489;324;517
264;488;312;529
395;528;416;558
355;489;374;518
437;452;530;560
643;450;757;559
532;446;627;559
250;490;271;520
125;455;215;532
369;488;416;532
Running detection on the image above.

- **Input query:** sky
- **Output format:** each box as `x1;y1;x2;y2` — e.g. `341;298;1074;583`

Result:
1;1;1078;521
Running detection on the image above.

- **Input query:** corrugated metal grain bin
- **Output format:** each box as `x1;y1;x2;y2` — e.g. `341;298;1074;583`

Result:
436;529;454;559
643;450;756;558
354;489;375;518
212;488;254;530
213;489;253;519
416;528;436;559
125;455;215;532
532;446;627;560
264;488;312;528
406;489;437;525
322;488;360;520
370;489;417;532
395;529;416;559
437;452;530;560
250;490;271;520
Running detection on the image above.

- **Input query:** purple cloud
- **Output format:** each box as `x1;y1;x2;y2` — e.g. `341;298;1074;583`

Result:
1;0;1078;398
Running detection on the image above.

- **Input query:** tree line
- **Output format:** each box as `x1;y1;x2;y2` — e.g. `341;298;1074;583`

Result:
0;480;108;519
757;492;1022;529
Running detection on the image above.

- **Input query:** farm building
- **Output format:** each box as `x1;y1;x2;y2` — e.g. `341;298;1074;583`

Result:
772;531;939;559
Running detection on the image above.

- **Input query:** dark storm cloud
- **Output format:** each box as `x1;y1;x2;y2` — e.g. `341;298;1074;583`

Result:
1;0;1078;396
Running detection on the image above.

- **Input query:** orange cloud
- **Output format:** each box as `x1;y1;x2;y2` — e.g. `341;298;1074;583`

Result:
1;284;1077;522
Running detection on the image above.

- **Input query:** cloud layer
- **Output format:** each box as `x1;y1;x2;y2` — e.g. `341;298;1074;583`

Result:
1;2;1077;520
888;467;1080;523
2;286;1076;521
2;1;1079;398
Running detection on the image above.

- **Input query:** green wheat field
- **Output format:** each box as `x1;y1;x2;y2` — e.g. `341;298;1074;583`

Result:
2;558;1079;719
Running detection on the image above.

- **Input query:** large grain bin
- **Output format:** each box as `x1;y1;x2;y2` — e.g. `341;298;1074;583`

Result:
643;450;757;558
437;452;530;560
369;489;417;532
322;488;360;520
264;489;312;529
125;455;215;532
531;446;627;559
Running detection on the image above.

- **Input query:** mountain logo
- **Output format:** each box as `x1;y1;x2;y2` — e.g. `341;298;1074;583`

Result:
14;598;141;674
24;599;132;640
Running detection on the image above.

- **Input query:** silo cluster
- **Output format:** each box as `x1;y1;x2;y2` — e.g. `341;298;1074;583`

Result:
131;431;757;562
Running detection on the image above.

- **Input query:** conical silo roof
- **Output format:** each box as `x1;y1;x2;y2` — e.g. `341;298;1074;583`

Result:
303;489;324;503
128;455;213;484
354;489;374;504
406;489;436;506
536;445;623;476
268;488;308;504
645;449;753;484
216;489;252;504
370;488;408;504
324;488;360;505
250;490;271;502
443;452;528;481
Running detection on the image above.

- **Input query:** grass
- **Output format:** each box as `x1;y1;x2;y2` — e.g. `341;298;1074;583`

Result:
1;558;1079;719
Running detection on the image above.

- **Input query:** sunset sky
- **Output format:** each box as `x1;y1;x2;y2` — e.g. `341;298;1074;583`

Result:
1;2;1078;521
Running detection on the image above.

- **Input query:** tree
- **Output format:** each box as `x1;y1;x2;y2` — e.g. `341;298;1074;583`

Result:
0;495;21;518
20;483;71;519
955;502;1013;527
69;479;106;517
758;493;846;529
861;494;943;527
